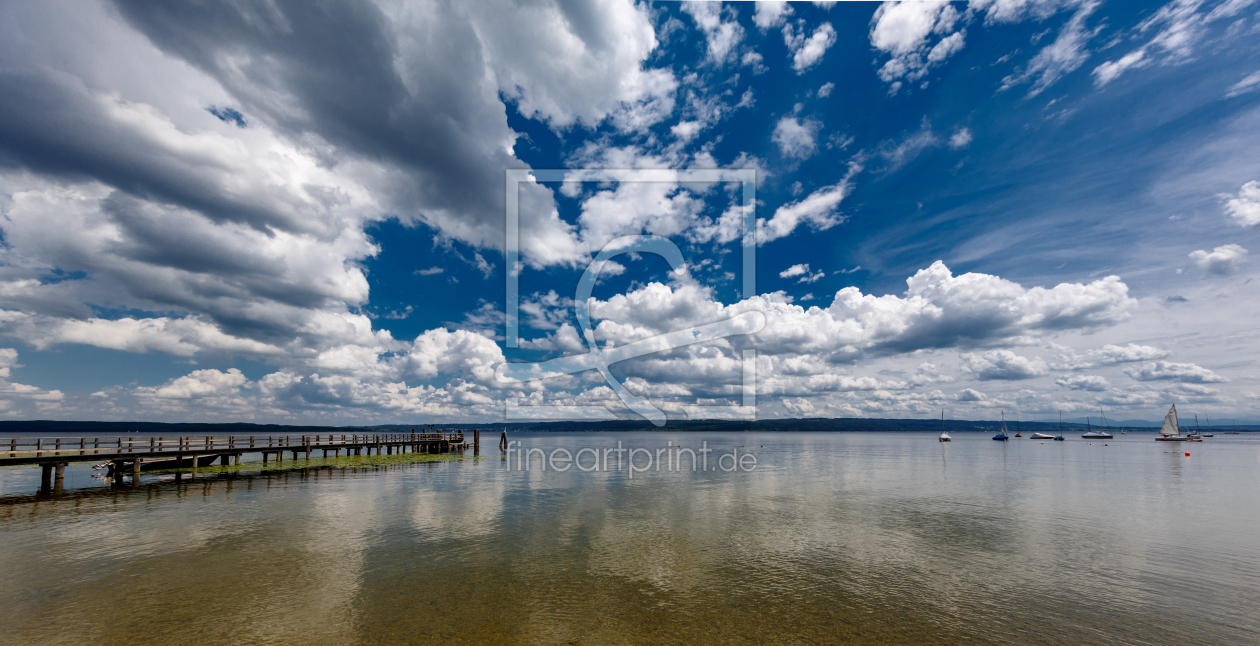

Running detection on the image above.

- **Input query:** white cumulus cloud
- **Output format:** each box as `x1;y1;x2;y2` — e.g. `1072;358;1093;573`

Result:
1224;181;1260;227
772;116;820;159
683;2;745;64
786;22;837;73
870;1;965;86
961;350;1050;380
1055;374;1109;391
949;127;973;149
1125;361;1228;383
753;1;793;30
1053;343;1170;370
1189;244;1247;275
757;166;858;244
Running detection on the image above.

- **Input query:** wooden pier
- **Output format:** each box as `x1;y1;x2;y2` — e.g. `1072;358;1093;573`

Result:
1;431;479;492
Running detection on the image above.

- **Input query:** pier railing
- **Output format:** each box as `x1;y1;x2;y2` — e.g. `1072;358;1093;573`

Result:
2;432;466;463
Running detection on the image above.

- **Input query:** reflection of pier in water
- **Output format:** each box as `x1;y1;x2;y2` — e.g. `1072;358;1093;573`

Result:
1;430;482;494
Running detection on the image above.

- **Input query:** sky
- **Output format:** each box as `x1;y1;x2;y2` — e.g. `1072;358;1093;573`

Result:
1;0;1259;426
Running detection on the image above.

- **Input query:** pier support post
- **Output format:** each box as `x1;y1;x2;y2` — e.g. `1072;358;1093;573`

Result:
55;462;67;481
262;452;268;465
40;463;53;492
235;454;241;466
499;431;507;452
221;454;232;466
474;429;480;456
132;459;141;480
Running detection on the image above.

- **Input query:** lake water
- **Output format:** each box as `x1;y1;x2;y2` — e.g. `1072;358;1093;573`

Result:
2;431;1258;645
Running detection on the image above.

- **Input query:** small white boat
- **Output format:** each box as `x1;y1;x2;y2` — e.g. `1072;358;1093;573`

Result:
939;410;951;441
1082;411;1113;439
1030;432;1054;439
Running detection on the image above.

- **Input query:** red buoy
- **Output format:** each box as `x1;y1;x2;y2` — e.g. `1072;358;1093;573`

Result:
1185;452;1190;457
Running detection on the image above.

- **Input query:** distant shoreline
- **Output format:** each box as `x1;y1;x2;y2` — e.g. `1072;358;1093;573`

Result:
2;418;1257;435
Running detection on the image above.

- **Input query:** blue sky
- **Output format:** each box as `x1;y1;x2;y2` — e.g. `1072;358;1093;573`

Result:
1;0;1259;424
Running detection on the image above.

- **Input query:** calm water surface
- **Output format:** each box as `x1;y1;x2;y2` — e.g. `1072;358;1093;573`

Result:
1;431;1258;645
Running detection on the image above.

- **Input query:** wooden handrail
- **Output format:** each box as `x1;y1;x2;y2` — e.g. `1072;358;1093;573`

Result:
0;431;468;459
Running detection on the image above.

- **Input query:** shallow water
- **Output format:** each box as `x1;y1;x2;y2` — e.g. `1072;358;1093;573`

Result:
2;431;1258;645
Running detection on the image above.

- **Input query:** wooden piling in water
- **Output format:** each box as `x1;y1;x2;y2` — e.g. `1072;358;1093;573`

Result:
474;429;480;455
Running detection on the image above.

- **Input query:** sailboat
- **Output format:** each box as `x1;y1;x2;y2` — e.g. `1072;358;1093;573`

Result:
1186;415;1205;441
1201;416;1214;437
1225;420;1240;435
1083;409;1113;439
1014;414;1022;437
993;412;1010;440
1054;412;1065;441
939;410;951;442
1155;404;1189;441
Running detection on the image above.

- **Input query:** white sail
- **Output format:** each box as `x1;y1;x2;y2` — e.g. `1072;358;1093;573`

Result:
1159;405;1180;436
